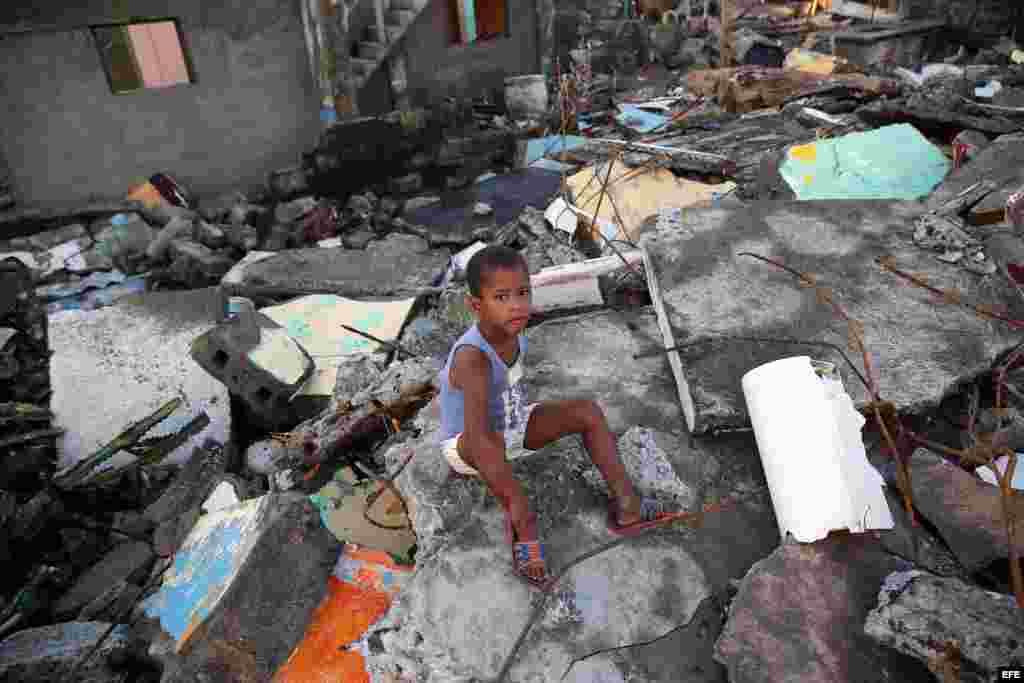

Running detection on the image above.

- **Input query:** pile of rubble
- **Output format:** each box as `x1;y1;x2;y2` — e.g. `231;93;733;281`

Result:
3;1;1024;681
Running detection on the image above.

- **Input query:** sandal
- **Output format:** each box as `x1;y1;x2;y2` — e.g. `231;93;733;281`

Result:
505;516;551;589
607;496;688;537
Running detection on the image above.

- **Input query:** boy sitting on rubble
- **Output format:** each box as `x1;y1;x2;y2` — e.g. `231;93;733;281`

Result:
437;245;687;588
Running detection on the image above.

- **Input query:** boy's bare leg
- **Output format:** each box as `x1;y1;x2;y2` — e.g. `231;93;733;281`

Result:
457;435;544;577
524;400;643;525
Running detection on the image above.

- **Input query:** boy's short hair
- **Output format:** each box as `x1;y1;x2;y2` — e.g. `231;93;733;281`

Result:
466;245;528;297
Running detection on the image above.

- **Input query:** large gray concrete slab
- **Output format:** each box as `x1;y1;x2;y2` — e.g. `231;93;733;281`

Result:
525;308;686;436
639;200;1023;434
220;235;451;299
0;0;321;205
715;535;935;683
48;287;230;472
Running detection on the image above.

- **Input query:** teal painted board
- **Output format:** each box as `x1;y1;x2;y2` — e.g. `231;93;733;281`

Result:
140;496;266;649
525;135;588;165
779;124;951;201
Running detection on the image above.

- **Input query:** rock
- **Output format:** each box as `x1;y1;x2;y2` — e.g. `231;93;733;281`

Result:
389;173;423;195
360;356;440;409
332;354;385;410
907;449;1024;573
137;493;342;681
139;204;196;229
714;535;935;683
361;434;713;681
146;216;195;262
372;209;394;234
268;165;310;200
54;541;155;620
876;487;965;578
144;440;231;525
166;240;236;288
198;191;248;223
93;213;157;271
341;228;377;249
220;238;449;300
0;621;136;683
404;195;441;212
245;439;281;476
984;232;1024;271
194;220;227;250
639;200;1023;433
78;579;144;623
111;510;156;539
10;489;62;542
275;196;319;224
379;197;402;218
59;527;107;570
864;570;1024;682
346;194;375;215
223;223;261;253
152;506;202;558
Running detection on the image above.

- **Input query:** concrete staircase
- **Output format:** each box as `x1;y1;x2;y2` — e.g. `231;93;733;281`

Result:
350;0;429;90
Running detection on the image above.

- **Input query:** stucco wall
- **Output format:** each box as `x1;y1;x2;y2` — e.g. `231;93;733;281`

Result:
392;0;541;111
0;0;322;205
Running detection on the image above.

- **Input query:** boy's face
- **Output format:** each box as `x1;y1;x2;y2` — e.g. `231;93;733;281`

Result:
467;265;532;336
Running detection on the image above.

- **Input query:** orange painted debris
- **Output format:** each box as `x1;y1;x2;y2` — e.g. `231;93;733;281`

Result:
273;575;392;683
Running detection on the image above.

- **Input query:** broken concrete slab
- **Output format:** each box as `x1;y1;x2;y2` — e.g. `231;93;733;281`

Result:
907;449;1024;573
0;621;137;682
714;535;935;683
864;570;1024;681
876;487;966;579
363;433;713;682
639;200;1023;433
48;287;230;471
138;493;341;680
78;579;144;623
166;240;236;288
220;236;450;299
526;308;691;435
146;215;195;262
144;441;231;525
54;540;155;620
926;132;1024;217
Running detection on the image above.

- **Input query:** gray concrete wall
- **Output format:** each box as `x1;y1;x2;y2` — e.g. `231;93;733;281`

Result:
0;0;322;205
396;0;540;112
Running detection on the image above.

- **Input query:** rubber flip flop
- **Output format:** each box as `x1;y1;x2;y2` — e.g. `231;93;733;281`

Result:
607;497;688;537
506;517;551;589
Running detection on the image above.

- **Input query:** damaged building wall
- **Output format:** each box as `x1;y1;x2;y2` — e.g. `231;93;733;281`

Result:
400;0;540;107
0;0;322;206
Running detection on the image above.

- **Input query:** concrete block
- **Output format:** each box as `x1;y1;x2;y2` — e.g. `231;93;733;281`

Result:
639;200;1023;433
48;287;231;472
138;493;342;680
167;240;236;288
0;621;136;683
223;234;448;300
864;571;1024;679
715;536;933;682
54;540;155;620
907;449;1024;573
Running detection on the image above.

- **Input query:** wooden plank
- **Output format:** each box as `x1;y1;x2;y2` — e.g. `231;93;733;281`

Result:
642;243;696;432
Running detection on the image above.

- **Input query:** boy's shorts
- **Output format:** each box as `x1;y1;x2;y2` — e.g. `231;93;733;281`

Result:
441;402;540;476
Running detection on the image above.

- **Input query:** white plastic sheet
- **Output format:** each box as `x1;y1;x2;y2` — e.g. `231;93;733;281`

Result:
741;356;894;543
